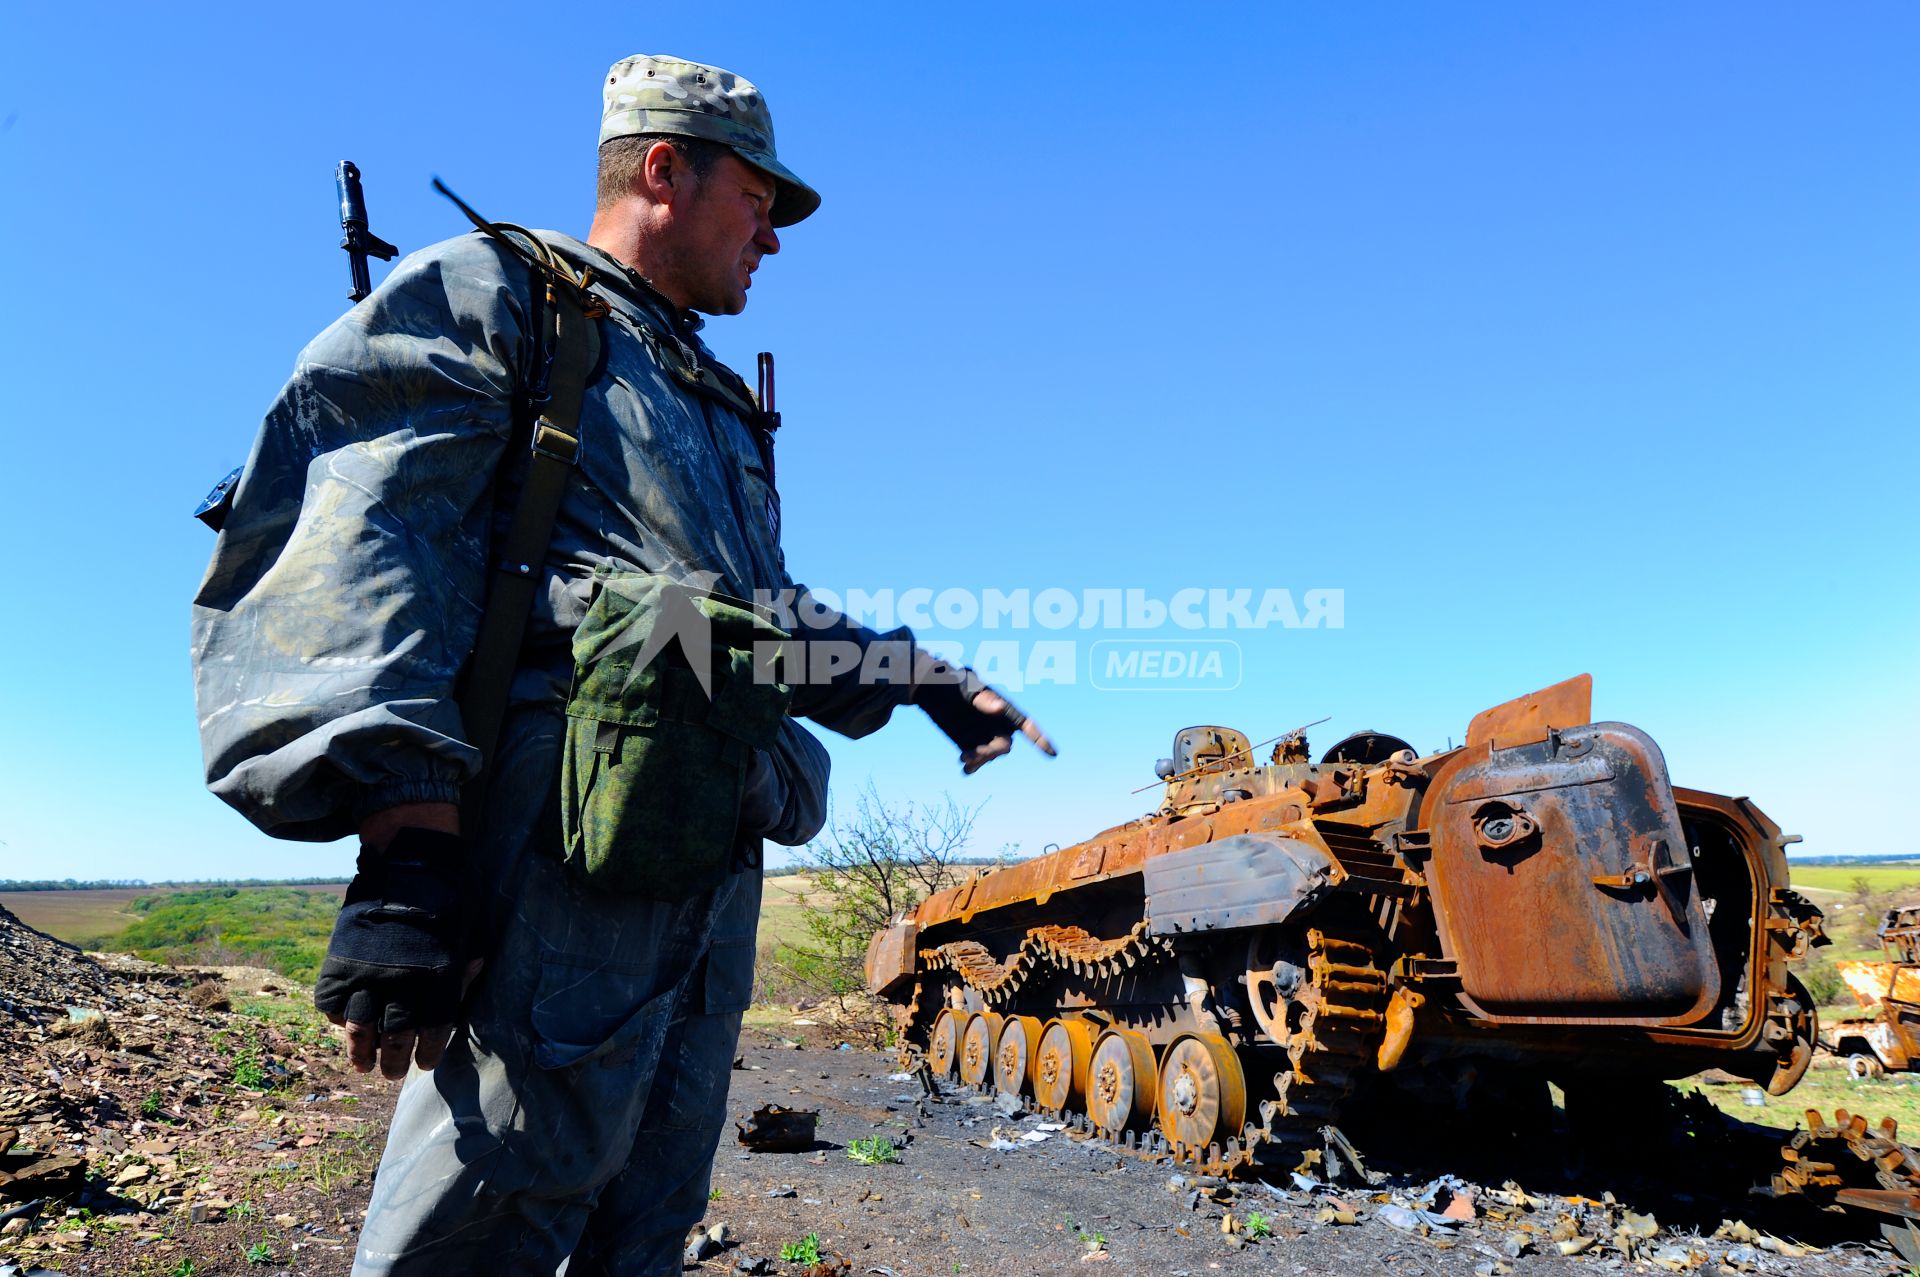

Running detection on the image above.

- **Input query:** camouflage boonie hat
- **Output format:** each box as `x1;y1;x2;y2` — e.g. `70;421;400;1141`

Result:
600;54;820;228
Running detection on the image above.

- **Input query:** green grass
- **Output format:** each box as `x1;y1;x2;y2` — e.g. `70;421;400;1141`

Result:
212;1022;274;1090
1680;1068;1920;1134
236;992;337;1050
82;887;345;983
1067;1218;1106;1252
1788;863;1920;897
756;872;815;949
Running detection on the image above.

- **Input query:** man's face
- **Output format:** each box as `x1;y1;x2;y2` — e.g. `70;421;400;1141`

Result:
669;152;781;316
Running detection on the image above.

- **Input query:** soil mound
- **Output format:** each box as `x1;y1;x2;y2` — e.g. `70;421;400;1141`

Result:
0;902;122;1024
0;903;389;1275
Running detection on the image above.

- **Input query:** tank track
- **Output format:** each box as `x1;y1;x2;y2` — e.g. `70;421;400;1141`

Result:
1772;1108;1920;1266
918;922;1171;1004
1775;1108;1920;1199
908;921;1387;1179
1260;929;1389;1153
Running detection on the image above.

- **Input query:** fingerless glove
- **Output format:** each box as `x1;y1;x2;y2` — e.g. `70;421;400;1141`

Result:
312;828;471;1033
911;656;1028;753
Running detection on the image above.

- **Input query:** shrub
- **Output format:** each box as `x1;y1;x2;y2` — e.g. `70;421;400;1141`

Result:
772;786;997;1039
98;888;340;983
846;1136;899;1165
779;1232;821;1264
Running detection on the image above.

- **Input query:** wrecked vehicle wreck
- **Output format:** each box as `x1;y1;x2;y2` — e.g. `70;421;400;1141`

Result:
867;675;1829;1177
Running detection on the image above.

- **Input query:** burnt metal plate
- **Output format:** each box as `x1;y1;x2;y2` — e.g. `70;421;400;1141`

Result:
864;919;920;996
1425;722;1720;1025
1445;754;1615;802
1143;833;1338;935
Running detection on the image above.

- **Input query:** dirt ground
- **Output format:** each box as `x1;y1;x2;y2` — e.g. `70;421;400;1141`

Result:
4;1031;1908;1277
691;1040;1901;1277
0;891;1908;1277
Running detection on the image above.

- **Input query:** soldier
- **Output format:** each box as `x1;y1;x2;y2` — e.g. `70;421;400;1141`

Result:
191;54;1052;1276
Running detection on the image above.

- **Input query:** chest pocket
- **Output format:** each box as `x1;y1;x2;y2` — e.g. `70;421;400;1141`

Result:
559;569;793;900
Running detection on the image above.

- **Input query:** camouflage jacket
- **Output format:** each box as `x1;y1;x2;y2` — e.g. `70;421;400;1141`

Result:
192;231;913;843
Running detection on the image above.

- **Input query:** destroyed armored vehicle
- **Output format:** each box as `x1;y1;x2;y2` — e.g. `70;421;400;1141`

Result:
1822;905;1920;1079
867;676;1829;1174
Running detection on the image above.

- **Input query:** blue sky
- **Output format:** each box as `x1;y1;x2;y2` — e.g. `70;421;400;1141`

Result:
1;2;1914;881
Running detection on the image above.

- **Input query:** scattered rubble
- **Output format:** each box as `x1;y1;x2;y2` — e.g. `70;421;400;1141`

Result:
708;1039;1902;1275
0;902;392;1276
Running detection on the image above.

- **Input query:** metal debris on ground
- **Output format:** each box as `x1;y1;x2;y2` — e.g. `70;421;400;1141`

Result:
685;1219;727;1262
1375;1203;1427;1233
1318;1125;1385;1186
1765;1107;1920;1263
735;1104;819;1152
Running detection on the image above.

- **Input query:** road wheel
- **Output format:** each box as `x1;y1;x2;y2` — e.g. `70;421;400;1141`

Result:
959;1011;1002;1089
995;1015;1043;1097
1087;1028;1157;1135
1848;1052;1887;1081
1156;1033;1247;1161
1035;1017;1095;1113
928;1008;961;1079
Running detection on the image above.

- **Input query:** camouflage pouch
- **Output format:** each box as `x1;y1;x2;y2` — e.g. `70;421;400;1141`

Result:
561;570;792;899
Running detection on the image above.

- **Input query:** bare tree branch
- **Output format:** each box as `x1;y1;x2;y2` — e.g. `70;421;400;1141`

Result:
771;784;1000;1042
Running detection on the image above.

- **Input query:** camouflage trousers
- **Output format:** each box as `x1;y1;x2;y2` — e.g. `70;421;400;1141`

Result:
351;712;759;1276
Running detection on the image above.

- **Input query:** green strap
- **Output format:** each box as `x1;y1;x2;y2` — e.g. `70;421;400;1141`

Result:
459;284;602;831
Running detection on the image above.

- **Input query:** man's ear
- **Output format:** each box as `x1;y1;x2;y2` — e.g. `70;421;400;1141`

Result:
640;139;687;206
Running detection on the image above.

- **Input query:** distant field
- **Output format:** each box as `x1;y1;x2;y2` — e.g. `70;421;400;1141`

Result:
1;884;344;945
7;872;873;996
3;878;816;951
1788;863;1920;897
759;873;816;949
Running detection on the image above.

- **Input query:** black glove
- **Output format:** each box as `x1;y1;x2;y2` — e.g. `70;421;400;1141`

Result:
911;657;1030;753
313;828;472;1033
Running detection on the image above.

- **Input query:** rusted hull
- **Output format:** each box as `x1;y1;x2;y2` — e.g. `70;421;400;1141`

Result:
869;677;1828;1173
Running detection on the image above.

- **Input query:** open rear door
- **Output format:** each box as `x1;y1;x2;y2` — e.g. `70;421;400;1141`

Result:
1425;716;1720;1026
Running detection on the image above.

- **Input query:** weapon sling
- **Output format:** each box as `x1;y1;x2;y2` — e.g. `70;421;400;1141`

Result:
454;224;606;833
